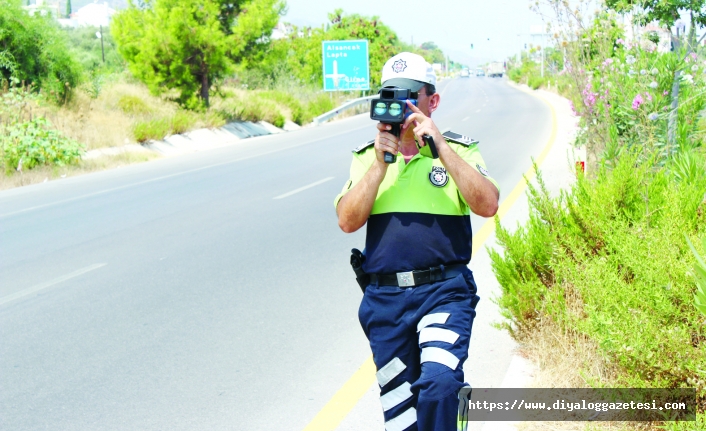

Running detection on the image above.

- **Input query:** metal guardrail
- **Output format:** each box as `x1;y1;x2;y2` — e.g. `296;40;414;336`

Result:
312;95;377;125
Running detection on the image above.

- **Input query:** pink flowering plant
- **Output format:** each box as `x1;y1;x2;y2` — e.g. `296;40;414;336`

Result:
525;8;706;169
498;2;706;422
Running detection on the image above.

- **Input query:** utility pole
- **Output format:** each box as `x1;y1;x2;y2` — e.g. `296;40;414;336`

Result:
668;21;686;152
98;25;105;63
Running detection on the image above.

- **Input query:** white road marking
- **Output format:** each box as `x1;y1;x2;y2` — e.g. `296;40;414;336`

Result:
273;177;335;199
0;263;107;305
475;109;481;113
462;116;470;122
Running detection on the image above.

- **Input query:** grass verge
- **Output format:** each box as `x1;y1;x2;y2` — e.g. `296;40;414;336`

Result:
490;151;706;429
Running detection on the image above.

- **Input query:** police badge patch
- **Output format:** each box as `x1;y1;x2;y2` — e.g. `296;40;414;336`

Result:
392;59;407;73
429;166;449;187
476;163;490;176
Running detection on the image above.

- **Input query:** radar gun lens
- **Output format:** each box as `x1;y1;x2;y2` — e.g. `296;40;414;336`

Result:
388;102;402;117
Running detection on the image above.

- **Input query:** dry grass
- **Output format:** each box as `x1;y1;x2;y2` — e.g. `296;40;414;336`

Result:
36;77;155;150
513;282;646;431
0;151;160;190
17;74;362;152
1;76;365;190
31;74;224;150
514;315;662;431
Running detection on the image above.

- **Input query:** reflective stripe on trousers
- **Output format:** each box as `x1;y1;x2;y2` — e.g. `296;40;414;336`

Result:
358;269;480;431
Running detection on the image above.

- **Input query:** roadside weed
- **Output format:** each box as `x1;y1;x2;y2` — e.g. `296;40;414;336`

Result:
490;152;706;402
685;235;706;318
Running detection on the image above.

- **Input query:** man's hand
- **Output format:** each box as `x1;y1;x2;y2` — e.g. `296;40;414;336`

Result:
402;100;448;153
402;100;499;217
375;123;400;164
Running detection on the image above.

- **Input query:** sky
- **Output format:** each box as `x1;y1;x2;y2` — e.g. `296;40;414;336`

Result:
282;0;547;67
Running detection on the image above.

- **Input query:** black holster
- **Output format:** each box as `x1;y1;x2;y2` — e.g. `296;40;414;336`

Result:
350;248;370;293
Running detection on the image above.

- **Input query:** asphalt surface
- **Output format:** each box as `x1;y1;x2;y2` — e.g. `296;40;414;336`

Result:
0;76;551;431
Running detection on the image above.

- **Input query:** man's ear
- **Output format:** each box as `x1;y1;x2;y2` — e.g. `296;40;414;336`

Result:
428;93;441;114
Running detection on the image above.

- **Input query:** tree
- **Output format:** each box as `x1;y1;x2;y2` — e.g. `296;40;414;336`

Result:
0;0;82;103
252;10;401;90
65;0;71;18
246;10;451;91
606;0;706;45
419;41;446;65
325;10;400;88
111;0;283;108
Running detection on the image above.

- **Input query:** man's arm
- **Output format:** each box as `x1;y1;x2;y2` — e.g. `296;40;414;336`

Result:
436;145;499;217
336;124;399;233
404;101;499;217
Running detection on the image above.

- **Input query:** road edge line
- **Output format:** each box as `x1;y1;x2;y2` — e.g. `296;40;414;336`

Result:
302;356;377;431
472;87;558;256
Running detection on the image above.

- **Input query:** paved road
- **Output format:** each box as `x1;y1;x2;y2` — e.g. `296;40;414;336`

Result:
0;77;551;431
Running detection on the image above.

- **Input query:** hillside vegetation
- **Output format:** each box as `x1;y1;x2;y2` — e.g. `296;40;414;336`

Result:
0;0;459;185
495;2;705;429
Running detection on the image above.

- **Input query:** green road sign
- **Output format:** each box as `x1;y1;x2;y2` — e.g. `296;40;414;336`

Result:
322;40;370;91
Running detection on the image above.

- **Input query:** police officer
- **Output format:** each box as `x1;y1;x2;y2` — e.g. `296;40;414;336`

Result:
335;52;499;431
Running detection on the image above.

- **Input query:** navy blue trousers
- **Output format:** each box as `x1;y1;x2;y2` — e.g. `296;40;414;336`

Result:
358;269;480;431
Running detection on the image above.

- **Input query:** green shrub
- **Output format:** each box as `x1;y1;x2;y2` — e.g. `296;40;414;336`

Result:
272;111;285;128
303;93;335;123
507;67;523;83
215;93;285;126
202;109;227;128
0;0;83;104
131;110;201;142
117;95;151;115
527;75;545;90
0;117;84;172
132;118;170;142
490;152;706;397
258;90;305;124
170;110;196;134
686;234;706;318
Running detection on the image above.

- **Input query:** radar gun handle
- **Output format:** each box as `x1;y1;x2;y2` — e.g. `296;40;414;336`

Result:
383;126;439;163
422;134;439;159
383;123;401;164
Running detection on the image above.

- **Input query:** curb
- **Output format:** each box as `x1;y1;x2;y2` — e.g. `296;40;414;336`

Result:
82;120;284;160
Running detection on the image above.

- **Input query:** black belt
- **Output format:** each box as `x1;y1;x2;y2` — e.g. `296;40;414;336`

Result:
369;264;467;287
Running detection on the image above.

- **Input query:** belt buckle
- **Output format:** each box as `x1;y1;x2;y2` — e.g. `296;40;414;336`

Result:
396;271;415;287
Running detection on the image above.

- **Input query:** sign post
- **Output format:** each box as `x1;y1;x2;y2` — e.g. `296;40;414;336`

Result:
322;40;370;92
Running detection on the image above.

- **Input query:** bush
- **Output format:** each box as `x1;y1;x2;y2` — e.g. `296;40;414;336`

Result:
132;118;170;142
527;74;546;90
507;55;545;88
490;152;706;400
0;117;84;172
258;90;305;124
303;93;335;123
0;0;83;104
131;110;198;142
214;92;285;126
117;95;152;115
170;110;197;134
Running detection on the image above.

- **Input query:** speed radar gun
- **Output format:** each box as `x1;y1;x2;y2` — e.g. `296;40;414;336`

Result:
370;87;438;163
